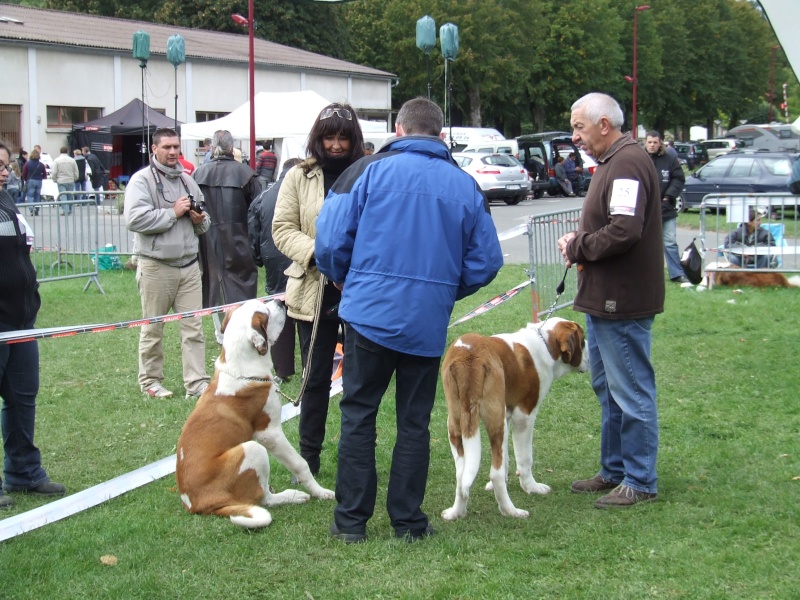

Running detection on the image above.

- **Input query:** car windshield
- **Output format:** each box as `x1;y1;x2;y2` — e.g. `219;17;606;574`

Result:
483;155;517;167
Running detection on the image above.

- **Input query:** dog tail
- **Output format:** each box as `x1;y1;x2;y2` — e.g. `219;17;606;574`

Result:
787;275;800;288
214;504;273;528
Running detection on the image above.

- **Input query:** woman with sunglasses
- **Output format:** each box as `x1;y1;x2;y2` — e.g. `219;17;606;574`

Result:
273;103;365;479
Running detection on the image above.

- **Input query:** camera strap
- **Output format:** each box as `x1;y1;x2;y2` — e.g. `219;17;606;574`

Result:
148;157;192;203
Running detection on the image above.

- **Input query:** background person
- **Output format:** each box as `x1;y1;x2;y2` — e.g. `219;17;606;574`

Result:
124;128;211;400
564;151;584;194
248;157;304;382
273;102;365;480
21;148;46;217
0;143;66;509
363;141;374;155
5;161;22;204
73;149;87;200
723;207;776;269
558;92;664;509
554;156;576;196
645;130;687;283
315;97;504;543
83;147;106;204
50;146;79;216
193;130;261;344
256;143;277;189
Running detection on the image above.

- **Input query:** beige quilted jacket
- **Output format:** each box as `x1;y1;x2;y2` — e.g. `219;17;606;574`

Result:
272;159;326;322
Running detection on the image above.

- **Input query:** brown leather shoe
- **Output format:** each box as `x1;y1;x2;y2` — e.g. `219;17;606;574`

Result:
594;484;657;508
571;474;620;494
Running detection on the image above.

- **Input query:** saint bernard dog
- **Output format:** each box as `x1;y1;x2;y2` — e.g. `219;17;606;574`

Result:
440;318;589;520
701;261;800;289
176;299;334;528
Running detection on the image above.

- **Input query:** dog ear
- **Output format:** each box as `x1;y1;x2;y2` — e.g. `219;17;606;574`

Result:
251;312;270;356
558;323;582;366
220;309;235;334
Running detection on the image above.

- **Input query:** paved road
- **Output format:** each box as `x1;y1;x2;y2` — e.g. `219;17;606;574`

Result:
492;195;697;264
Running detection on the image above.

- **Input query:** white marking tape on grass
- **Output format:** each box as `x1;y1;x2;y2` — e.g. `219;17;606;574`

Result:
0;389;339;543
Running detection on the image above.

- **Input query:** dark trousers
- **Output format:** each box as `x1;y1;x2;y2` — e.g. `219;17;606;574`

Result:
265;256;300;379
296;318;341;473
333;323;440;535
0;323;48;490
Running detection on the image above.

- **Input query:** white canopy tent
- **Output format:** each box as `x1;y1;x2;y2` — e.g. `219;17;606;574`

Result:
757;0;800;134
181;90;388;164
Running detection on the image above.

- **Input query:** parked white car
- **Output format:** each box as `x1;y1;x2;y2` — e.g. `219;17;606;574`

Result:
452;151;531;205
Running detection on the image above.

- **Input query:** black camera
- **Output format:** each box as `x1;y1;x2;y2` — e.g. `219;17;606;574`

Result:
187;194;206;214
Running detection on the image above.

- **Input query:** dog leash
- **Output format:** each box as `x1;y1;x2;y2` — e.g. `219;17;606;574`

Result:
540;266;570;323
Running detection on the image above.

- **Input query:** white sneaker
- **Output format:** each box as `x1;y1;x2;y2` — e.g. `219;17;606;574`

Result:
145;385;173;398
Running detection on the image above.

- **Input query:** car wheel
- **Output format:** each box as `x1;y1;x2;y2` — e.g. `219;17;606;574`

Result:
676;195;686;213
504;195;523;206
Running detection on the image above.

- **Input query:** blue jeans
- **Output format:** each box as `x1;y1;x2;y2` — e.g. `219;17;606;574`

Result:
25;179;42;213
74;180;87;201
57;182;75;215
0;322;49;490
662;218;684;279
333;323;440;535
585;314;658;494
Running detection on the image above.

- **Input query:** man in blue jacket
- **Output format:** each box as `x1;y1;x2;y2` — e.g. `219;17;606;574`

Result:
315;97;504;543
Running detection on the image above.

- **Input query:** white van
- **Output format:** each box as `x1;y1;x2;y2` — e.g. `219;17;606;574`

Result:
440;127;505;152
462;139;519;157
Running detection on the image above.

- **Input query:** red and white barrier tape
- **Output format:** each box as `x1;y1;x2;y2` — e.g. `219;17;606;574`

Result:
0;294;284;346
448;280;531;328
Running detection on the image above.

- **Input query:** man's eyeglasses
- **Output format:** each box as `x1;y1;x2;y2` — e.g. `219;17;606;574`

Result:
0;162;10;172
320;107;353;121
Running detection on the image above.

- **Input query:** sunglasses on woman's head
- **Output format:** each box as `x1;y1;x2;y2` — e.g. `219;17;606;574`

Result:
320;107;352;121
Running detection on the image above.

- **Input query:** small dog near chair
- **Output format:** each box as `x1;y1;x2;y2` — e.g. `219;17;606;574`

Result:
701;260;800;289
176;299;334;528
440;317;589;520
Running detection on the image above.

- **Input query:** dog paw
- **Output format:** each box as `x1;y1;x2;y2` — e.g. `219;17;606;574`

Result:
313;487;336;500
484;481;494;491
500;507;530;519
441;507;465;521
521;481;551;495
289;490;311;503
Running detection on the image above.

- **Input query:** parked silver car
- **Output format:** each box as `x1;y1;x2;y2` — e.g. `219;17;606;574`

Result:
452;152;531;205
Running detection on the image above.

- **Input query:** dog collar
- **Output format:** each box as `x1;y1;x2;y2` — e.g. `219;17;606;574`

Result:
238;375;272;383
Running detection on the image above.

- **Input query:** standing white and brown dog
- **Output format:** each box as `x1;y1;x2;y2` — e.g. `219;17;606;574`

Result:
176;299;334;528
440;318;589;520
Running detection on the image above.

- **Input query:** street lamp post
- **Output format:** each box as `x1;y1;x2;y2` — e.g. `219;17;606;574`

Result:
232;0;256;169
631;4;650;140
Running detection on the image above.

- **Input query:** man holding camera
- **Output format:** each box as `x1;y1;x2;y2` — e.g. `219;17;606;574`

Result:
124;128;211;400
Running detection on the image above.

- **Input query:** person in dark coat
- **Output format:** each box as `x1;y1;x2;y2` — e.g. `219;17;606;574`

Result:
247;157;304;381
193;130;261;342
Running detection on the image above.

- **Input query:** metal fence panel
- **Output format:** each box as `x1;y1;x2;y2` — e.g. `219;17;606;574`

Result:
699;193;799;273
22;190;131;293
527;208;582;318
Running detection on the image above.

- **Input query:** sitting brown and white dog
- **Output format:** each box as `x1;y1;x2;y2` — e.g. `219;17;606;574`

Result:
176;299;334;528
440;318;589;520
701;260;800;289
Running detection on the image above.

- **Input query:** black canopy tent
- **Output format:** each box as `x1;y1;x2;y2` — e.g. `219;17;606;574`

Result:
70;99;181;183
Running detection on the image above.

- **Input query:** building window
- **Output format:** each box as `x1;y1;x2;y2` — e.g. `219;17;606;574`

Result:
196;111;229;122
0;104;22;152
46;106;103;128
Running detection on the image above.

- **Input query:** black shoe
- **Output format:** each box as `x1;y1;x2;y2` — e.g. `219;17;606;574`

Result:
3;480;66;496
396;523;436;543
329;522;367;544
671;275;690;284
0;492;15;510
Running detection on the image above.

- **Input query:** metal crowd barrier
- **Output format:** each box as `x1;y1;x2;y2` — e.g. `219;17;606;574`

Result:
699;193;800;273
526;208;582;318
21;190;131;294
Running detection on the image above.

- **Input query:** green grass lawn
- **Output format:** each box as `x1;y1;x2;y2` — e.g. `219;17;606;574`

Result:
1;266;799;599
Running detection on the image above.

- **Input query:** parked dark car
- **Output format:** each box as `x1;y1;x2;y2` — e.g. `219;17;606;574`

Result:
673;141;709;169
516;132;594;198
677;151;796;212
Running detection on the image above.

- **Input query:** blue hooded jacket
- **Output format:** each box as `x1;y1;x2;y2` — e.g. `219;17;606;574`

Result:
315;135;503;357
